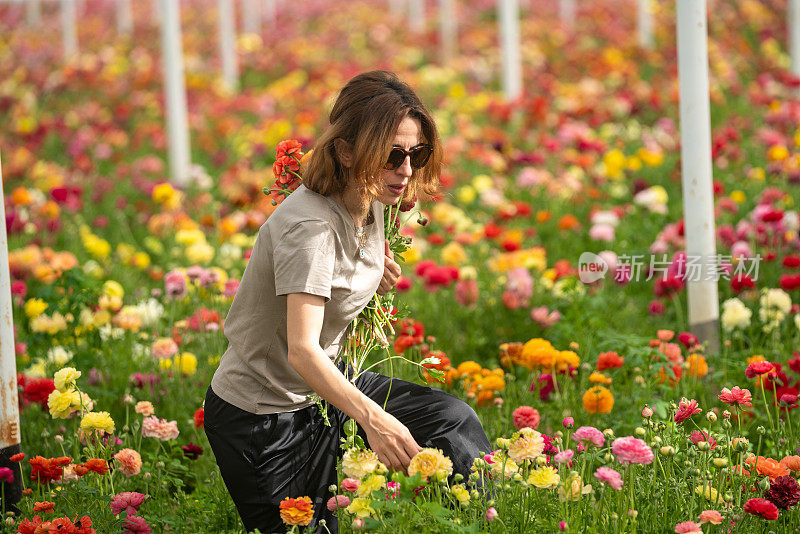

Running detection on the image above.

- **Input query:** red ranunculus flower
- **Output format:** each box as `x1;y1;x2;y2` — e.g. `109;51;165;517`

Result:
744;497;779;520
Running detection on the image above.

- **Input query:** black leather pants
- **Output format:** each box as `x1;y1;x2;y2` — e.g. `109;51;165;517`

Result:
203;366;492;533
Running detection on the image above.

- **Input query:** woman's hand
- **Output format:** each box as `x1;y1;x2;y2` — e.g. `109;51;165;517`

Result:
361;406;421;474
377;239;401;296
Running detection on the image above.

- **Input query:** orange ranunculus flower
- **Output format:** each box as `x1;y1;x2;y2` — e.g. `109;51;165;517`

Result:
82;458;109;475
456;361;482;377
279;496;314;526
779;455;800;473
557;214;580;231
499;342;524;368
33;501;55;513
686;354;708;378
745;456;790;480
520;338;558;370
535;210;551;223
588;372;612;385
555;350;580;372
582;386;614;414
596;351;624;371
476;390;494;407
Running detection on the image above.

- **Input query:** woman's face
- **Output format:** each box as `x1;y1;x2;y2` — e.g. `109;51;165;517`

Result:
374;115;421;205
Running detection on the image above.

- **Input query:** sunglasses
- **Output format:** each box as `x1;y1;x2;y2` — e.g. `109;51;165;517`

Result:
384;144;433;170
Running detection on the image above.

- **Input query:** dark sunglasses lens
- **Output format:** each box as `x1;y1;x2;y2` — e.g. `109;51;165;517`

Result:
385;148;406;170
410;146;432;169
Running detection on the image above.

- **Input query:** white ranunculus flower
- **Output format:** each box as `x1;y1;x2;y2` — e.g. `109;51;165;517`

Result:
135;298;164;327
721;298;752;331
46;346;74;366
760;288;792;315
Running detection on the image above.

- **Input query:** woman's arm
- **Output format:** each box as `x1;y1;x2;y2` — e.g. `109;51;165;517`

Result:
286;292;421;472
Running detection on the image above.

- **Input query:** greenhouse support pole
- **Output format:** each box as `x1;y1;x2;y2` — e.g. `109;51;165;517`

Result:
159;0;192;186
676;0;720;353
790;0;800;78
409;0;424;34
0;153;23;511
638;0;653;49
218;0;239;91
61;0;78;60
439;0;456;63
26;0;41;26
117;0;133;35
498;0;522;101
559;0;575;31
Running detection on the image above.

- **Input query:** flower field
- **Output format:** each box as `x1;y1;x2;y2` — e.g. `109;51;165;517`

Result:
3;0;800;532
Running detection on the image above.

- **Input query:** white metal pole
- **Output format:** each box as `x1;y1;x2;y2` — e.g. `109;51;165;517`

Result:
676;0;719;353
409;0;424;34
61;0;78;60
0;152;23;507
439;0;456;63
559;0;575;31
242;0;261;35
117;0;133;35
498;0;522;101
26;0;41;26
159;0;192;186
638;0;653;49
790;0;800;78
218;0;239;91
263;0;276;24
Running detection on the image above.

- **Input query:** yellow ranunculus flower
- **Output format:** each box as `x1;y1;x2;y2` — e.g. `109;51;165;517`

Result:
451;483;470;505
730;190;746;203
80;411;115;434
53;367;81;392
185;241;215;264
48;389;81;419
457;185;476;204
346;497;375;518
356;474;386;497
174;352;198;376
528;465;560;489
102;280;125;298
175;228;206;246
24;298;48;318
441;242;467;266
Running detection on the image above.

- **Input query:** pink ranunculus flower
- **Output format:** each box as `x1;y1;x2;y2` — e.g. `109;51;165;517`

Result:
134;401;155;416
589;223;615;242
674;398;701;423
530;306;561;328
571;426;605;448
674;521;702;534
111;491;148;516
223;278;240;298
164;269;187;299
485;507;498;522
594;466;623;490
341;478;360;492
718;386;752;407
327;494;351;511
554;449;574;465
689;431;717;450
512;406;540;430
114;448;142;477
141;416;179;441
611;436;654;465
123;515;152;534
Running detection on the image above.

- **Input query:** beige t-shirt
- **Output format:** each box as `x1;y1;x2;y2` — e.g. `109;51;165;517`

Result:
210;184;384;414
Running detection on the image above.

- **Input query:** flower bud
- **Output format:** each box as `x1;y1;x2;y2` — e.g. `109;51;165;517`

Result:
328;484;338;492
757;426;766;435
604;453;614;463
563;417;575;429
706;412;717;422
660;446;675;456
603;429;614;439
634;427;646;437
712;458;728;468
642;406;653;418
697;441;711;452
652;436;662;445
759;477;770;490
722;410;731;419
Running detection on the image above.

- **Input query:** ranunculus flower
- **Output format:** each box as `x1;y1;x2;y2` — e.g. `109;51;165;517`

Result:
113;449;142;477
141;416;179;441
718;386;752;407
111;491;148;516
764;475;800;510
743;497;779;520
327;494;350;511
512;405;540;430
594;466;623;490
674;398;701;423
674;521;702;534
611;436;654;465
745;361;775;379
572;426;605;448
279;496;314;526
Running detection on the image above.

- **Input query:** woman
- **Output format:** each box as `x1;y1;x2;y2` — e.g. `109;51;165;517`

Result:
204;70;491;533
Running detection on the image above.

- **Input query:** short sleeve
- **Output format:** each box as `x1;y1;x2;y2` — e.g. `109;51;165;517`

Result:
273;220;336;301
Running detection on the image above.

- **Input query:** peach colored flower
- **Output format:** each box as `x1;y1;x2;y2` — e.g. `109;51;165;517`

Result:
151;338;179;360
141;416;179;441
134;401;154;416
114;448;142;477
697;510;724;525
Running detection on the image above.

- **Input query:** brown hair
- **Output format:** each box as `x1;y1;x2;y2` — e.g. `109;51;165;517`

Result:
303;70;441;208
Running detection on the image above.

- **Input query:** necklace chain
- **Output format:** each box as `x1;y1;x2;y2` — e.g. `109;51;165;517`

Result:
338;192;372;259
